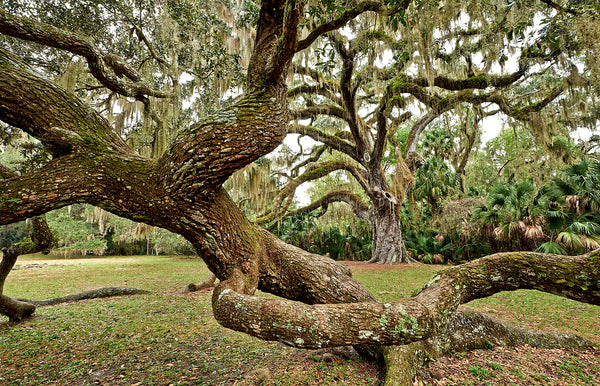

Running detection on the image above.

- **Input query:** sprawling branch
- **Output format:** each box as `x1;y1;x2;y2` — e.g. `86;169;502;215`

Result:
539;0;579;15
0;47;129;154
291;104;350;121
0;9;169;100
403;68;527;92
213;249;600;348
404;80;569;155
0;153;164;226
288;84;342;105
292;63;340;93
291;145;327;176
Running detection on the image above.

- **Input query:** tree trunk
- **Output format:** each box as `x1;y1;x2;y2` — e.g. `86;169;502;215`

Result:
367;204;415;264
0;217;53;321
366;180;416;264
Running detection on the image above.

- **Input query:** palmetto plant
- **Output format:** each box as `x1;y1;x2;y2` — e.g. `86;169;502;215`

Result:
474;181;545;251
543;159;600;253
476;160;600;255
409;157;459;215
551;159;600;214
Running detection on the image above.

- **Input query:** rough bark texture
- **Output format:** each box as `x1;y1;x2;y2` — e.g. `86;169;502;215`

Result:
22;287;151;307
0;2;598;385
0;217;53;321
368;198;416;264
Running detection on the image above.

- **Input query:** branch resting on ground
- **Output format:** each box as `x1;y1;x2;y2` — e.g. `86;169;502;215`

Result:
213;249;600;348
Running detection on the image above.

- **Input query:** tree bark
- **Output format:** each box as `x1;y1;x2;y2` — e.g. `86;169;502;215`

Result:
367;201;415;264
22;287;151;307
184;273;217;293
0;217;53;321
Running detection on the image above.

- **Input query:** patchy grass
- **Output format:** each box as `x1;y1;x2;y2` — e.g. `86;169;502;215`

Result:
1;256;598;385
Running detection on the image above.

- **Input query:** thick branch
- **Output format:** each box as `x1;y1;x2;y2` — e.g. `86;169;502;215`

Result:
288;124;357;160
296;0;411;52
288;84;342;105
213;249;600;348
290;104;350;121
270;0;304;81
0;9;168;100
25;287;151;307
0;47;129;153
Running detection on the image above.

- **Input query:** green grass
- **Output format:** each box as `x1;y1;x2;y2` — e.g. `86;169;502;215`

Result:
1;255;599;385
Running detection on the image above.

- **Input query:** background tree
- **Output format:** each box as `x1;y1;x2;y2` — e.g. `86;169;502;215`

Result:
1;1;599;384
254;0;597;264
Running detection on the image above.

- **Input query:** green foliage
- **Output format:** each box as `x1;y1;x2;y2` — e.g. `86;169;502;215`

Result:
408;156;459;215
470;159;600;255
268;211;372;261
0;220;30;249
469;364;491;379
45;205;193;256
466;127;578;190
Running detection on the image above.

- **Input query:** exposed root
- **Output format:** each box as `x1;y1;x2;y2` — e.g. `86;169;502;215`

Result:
382;307;597;385
23;287;151;307
183;273;217;293
1;286;151;322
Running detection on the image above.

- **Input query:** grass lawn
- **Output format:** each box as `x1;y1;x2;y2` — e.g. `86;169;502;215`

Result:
1;255;598;385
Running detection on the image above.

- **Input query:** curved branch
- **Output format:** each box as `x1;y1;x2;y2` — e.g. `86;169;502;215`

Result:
292;64;339;89
296;0;411;52
288;190;371;220
539;0;579;15
331;32;371;158
290;104;350;121
288;124;357;160
291;145;327;176
383;307;596;385
288;84;342;105
213;249;600;348
25;287;151;307
255;159;369;225
404;68;527;91
0;47;129;153
0;9;169;100
406;110;439;154
0;157;98;225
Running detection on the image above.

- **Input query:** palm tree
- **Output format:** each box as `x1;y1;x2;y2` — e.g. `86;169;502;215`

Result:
408;157;459;216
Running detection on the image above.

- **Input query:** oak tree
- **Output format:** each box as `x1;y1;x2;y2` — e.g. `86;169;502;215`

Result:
1;1;599;384
256;0;599;263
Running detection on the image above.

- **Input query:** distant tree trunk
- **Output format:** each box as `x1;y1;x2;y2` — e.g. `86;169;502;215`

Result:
366;162;416;264
367;202;415;264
